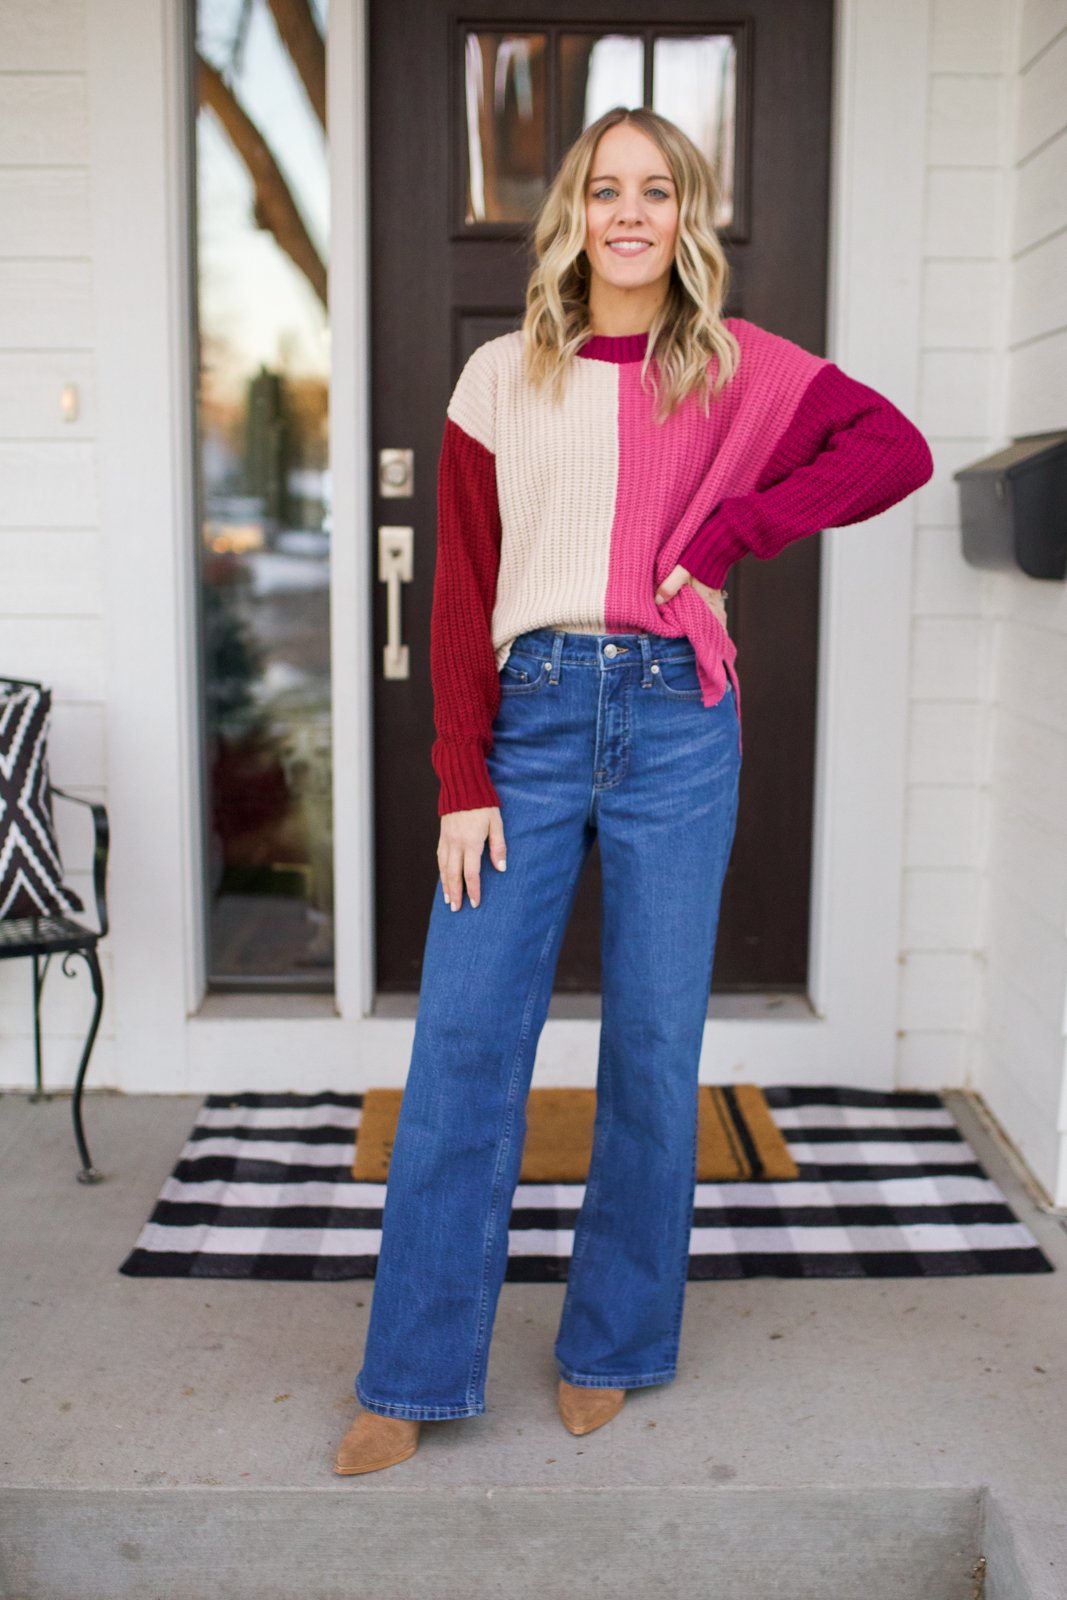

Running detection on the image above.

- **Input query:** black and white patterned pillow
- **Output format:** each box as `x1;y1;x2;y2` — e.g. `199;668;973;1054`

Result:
0;683;84;921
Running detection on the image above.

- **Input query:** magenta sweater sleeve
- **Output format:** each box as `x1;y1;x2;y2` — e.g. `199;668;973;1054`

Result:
429;415;504;817
676;362;935;590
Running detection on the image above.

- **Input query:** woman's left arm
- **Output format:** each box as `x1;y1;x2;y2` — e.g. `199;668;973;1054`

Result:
673;363;935;593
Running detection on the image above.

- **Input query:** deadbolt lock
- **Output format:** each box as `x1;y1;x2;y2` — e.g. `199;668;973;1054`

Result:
378;448;414;498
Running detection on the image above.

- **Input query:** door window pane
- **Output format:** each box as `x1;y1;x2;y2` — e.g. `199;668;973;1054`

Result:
653;35;737;227
193;0;333;987
464;32;547;222
560;32;644;148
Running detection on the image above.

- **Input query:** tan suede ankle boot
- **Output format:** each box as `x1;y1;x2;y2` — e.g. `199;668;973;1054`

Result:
557;1377;626;1435
333;1409;421;1475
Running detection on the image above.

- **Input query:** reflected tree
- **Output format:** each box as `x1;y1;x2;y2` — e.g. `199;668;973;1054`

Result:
197;0;327;307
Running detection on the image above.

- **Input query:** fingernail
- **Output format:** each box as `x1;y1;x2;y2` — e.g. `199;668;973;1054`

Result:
497;858;507;871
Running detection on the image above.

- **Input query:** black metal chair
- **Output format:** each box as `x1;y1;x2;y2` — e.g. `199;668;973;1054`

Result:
0;677;110;1184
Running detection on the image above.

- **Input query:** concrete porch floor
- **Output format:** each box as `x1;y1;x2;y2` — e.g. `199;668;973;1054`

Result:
1;1087;1065;1600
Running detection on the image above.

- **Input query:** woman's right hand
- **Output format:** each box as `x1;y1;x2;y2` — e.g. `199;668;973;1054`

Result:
687;574;729;631
437;806;507;911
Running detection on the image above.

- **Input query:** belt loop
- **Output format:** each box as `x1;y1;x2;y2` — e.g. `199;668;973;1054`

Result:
638;631;653;688
549;629;564;684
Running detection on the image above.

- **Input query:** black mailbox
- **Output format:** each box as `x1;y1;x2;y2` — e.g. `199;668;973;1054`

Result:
953;431;1067;580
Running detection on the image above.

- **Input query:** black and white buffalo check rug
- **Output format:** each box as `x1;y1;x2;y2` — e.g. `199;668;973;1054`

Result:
118;1086;1055;1280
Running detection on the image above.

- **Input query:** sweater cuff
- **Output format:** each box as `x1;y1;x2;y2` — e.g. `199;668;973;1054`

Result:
676;504;753;589
433;738;502;816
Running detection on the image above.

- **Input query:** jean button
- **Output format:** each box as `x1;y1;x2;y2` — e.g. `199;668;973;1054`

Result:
603;642;618;657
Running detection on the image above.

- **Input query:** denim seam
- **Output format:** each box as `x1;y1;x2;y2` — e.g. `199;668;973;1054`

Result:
590;663;633;796
571;1035;613;1273
354;1381;485;1421
662;895;728;1372
654;685;704;701
499;660;551;697
650;661;704;701
620;674;633;782
664;1081;702;1366
554;1019;615;1358
466;846;589;1410
555;1363;677;1389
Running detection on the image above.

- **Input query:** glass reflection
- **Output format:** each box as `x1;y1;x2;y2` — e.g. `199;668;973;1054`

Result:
464;32;547;222
194;0;333;987
653;36;736;227
560;33;643;150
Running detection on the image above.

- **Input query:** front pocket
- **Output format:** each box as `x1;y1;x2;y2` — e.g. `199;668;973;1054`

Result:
650;653;704;700
498;652;550;695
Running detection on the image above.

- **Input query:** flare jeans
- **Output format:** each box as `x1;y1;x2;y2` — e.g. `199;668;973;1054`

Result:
354;626;742;1419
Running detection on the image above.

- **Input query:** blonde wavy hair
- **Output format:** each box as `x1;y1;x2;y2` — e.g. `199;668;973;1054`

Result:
522;106;740;425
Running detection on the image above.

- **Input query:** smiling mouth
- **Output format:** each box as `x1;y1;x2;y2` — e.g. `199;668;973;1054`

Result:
607;240;653;254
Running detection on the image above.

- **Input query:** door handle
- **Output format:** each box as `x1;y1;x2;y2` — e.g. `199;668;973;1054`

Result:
378;525;413;679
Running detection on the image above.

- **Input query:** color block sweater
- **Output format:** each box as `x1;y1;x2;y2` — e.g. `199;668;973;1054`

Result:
430;317;934;816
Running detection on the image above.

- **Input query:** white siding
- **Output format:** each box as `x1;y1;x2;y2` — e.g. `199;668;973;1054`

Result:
0;0;115;1084
899;0;1010;1090
982;2;1067;1204
905;0;1067;1202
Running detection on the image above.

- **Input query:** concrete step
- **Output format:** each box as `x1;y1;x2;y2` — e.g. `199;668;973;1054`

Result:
2;1484;992;1600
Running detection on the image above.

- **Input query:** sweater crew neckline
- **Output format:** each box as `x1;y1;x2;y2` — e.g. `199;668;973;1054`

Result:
577;331;651;364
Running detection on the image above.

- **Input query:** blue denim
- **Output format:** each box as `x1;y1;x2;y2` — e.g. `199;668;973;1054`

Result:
354;626;741;1419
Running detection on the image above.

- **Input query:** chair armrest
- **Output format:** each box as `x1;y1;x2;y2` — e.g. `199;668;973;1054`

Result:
51;787;110;939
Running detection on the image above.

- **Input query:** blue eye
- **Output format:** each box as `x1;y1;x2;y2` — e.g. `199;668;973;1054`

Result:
591;186;671;201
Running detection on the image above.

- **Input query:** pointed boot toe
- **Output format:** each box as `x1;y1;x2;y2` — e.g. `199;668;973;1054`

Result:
333;1409;421;1475
557;1377;626;1436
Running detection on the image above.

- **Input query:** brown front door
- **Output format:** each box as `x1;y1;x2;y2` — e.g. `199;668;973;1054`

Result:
370;0;833;996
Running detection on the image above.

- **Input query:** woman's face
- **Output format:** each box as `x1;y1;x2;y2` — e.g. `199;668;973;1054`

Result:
582;123;679;297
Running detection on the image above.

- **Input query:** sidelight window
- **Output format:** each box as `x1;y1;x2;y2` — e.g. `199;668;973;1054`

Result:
191;0;333;989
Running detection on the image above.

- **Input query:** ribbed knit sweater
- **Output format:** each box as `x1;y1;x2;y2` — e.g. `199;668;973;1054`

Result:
430;317;934;816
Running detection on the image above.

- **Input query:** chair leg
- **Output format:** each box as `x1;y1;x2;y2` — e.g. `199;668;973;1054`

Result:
66;946;105;1185
29;953;54;1103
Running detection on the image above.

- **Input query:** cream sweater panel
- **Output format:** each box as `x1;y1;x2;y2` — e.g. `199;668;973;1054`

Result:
447;332;621;667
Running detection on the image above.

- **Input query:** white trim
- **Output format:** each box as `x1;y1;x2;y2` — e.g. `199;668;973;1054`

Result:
807;0;931;1079
169;4;207;1014
327;0;376;1023
87;0;204;1092
83;0;930;1094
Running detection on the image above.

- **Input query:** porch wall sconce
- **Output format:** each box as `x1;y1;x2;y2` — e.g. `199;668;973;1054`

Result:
953;430;1067;580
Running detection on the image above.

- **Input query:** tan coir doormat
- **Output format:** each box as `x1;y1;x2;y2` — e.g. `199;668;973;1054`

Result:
352;1085;798;1183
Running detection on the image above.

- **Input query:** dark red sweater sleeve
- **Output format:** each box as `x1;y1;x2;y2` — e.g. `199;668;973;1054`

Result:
429;415;504;816
677;362;935;589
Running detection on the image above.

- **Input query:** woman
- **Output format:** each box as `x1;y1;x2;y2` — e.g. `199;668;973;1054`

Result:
334;106;933;1476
